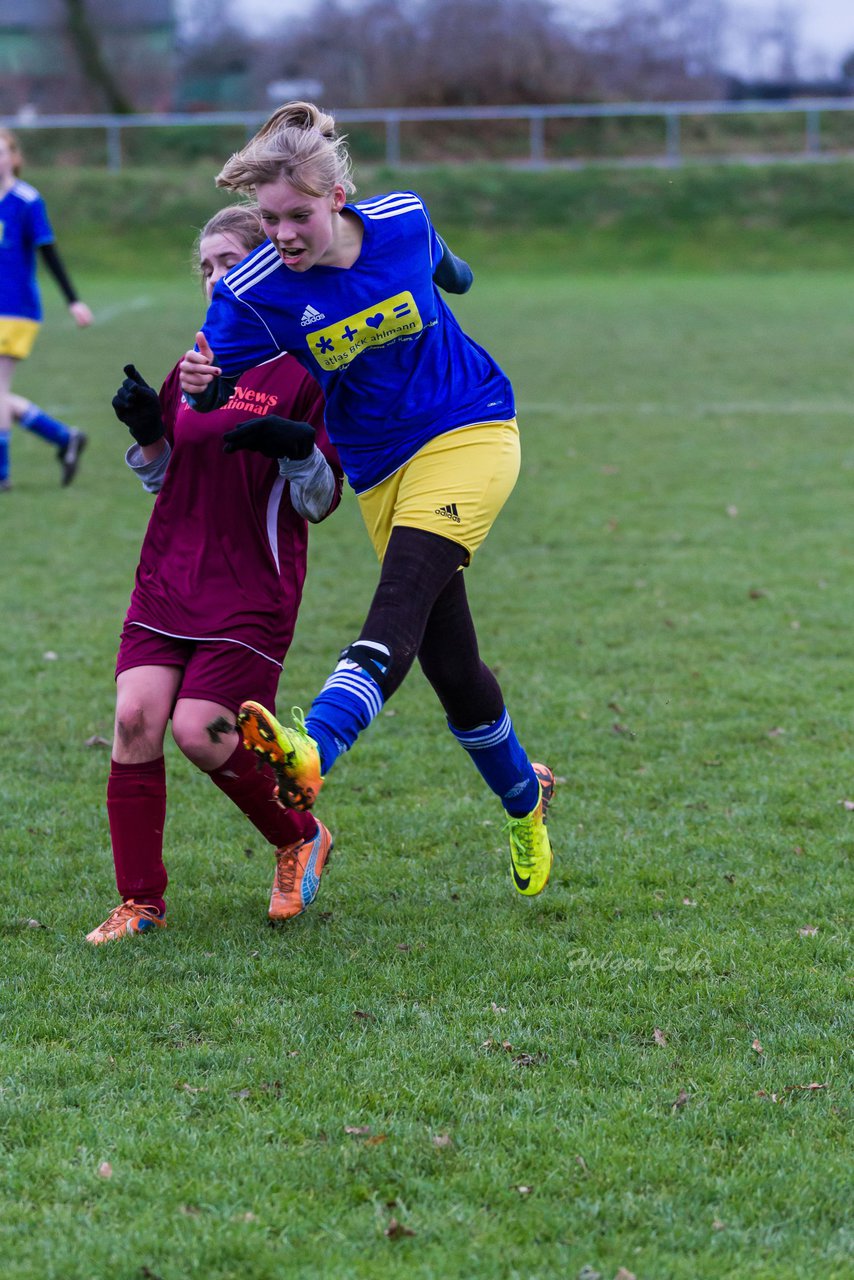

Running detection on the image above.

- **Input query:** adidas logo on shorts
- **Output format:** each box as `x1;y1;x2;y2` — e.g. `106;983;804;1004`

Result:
300;304;326;327
435;502;461;523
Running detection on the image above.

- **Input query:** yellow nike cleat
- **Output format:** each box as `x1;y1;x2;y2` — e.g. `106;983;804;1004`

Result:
237;701;324;811
505;763;555;896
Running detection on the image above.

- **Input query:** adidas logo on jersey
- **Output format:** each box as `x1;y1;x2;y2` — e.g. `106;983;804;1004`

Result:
300;304;326;327
435;502;461;523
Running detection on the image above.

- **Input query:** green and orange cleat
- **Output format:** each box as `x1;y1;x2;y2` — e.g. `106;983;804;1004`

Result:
505;763;555;897
269;820;334;921
237;702;324;811
85;899;166;945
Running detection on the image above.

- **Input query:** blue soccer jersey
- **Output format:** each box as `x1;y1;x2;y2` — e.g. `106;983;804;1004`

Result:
202;191;515;493
0;181;55;321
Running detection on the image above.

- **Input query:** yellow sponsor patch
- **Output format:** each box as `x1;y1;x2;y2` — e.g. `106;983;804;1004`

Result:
306;291;422;371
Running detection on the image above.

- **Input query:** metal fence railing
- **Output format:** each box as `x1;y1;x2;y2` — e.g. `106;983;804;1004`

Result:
3;98;854;171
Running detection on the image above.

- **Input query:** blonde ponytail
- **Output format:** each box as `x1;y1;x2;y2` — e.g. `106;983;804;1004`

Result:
216;101;355;198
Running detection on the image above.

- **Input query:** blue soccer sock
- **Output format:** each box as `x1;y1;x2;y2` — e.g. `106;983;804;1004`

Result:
449;708;540;816
305;644;388;775
18;403;71;449
0;432;9;483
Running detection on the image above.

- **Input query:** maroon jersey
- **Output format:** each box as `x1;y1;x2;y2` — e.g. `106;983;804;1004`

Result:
125;354;342;665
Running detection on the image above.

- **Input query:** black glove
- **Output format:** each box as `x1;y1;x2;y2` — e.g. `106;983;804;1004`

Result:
222;415;316;461
112;364;165;446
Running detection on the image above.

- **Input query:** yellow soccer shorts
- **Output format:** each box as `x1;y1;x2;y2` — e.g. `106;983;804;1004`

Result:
357;419;521;564
0;317;40;359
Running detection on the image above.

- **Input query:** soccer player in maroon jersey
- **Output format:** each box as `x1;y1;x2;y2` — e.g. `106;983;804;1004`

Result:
86;204;343;945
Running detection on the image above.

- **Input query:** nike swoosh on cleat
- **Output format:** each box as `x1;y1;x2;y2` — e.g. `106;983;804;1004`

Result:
512;866;531;891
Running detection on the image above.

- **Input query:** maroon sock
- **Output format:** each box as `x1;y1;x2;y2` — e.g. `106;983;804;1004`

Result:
208;742;316;848
106;757;167;913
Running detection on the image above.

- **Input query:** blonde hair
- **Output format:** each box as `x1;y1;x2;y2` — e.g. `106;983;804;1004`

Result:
0;128;23;176
216;101;355;199
194;202;266;285
198;202;265;253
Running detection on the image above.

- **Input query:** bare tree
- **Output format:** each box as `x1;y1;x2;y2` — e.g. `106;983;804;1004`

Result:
750;2;801;79
408;0;594;106
62;0;135;112
175;0;240;50
253;0;594;108
724;2;804;82
184;0;734;110
586;0;728;100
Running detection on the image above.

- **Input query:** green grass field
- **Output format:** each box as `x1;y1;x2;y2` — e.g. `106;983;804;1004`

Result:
0;246;851;1278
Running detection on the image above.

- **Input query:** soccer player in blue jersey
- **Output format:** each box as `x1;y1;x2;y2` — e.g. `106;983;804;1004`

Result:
0;128;91;491
179;101;556;900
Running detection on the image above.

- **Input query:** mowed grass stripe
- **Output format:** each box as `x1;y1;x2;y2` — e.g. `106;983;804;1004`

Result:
0;269;849;1280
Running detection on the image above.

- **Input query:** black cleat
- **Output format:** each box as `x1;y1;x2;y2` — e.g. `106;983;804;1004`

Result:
59;430;87;487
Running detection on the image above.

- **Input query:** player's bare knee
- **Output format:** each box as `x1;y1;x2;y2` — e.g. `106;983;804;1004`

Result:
172;716;234;769
114;704;153;751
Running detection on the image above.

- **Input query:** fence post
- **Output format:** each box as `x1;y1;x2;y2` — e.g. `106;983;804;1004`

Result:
665;111;681;165
529;113;545;166
106;122;122;172
805;109;821;155
385;115;401;167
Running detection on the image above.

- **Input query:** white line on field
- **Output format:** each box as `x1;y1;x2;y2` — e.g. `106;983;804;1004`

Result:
522;400;854;416
93;296;154;323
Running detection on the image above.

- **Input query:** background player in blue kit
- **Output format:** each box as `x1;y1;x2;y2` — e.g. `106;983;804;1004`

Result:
0;128;91;491
180;101;556;901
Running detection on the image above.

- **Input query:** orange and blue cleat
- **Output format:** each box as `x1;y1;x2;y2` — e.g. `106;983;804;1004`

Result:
269;820;334;921
85;899;166;945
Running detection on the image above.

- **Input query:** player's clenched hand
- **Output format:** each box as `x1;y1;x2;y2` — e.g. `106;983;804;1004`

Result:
69;301;94;328
111;364;165;446
222;415;316;461
179;331;221;394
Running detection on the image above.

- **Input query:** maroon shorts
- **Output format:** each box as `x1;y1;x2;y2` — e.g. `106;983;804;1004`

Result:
115;623;282;716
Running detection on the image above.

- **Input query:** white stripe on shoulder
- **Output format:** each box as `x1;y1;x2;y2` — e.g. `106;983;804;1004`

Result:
225;240;279;286
225;240;279;289
12;180;41;203
225;242;281;294
230;254;285;299
358;192;426;221
358;191;423;213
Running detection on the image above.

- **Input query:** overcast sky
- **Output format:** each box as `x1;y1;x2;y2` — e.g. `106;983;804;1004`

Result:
226;0;854;76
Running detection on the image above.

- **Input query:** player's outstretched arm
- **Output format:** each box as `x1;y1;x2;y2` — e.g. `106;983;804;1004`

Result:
223;415;337;522
222;415;316;461
112;363;169;488
39;244;93;325
433;235;473;294
112;363;167;462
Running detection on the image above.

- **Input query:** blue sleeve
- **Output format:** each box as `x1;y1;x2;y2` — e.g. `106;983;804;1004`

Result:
415;194;472;293
432;235;473;294
202;281;280;379
417;195;445;272
30;195;54;248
